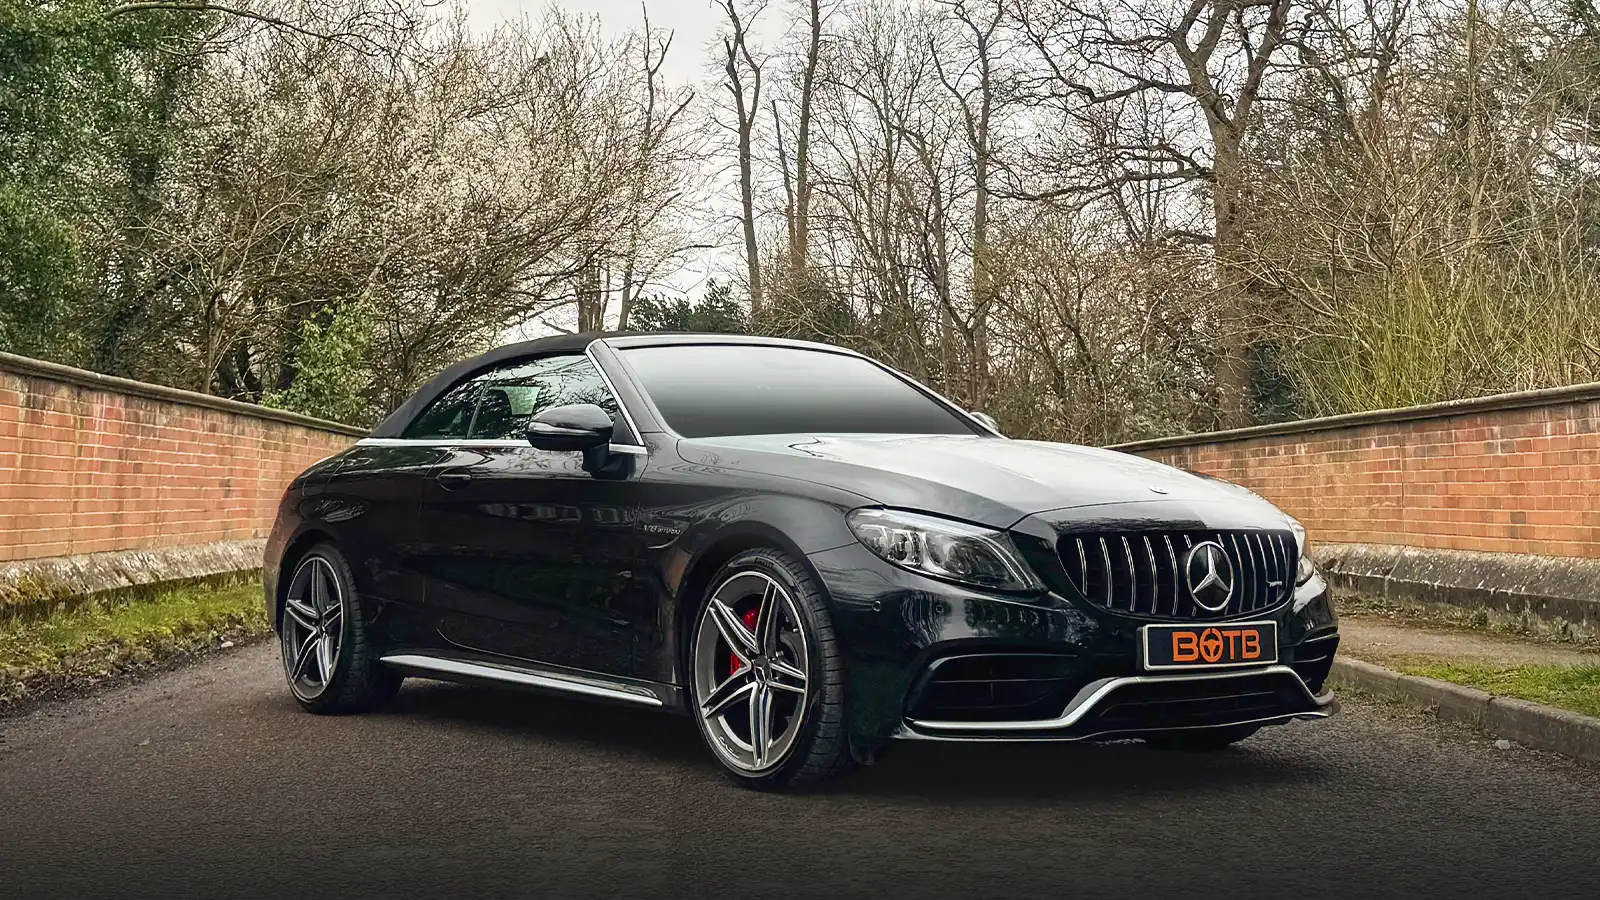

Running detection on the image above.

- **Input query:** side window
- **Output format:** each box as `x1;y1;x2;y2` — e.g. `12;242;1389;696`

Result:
402;354;624;441
403;377;480;439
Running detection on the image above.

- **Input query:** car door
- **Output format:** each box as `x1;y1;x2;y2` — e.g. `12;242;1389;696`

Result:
408;352;657;677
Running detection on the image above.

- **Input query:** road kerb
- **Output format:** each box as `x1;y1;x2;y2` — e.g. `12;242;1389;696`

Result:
1328;657;1600;763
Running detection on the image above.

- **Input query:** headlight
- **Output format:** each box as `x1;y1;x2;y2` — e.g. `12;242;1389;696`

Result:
846;508;1043;593
1286;515;1315;585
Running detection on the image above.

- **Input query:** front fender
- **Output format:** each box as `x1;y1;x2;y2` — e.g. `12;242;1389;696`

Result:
663;493;859;597
643;491;859;689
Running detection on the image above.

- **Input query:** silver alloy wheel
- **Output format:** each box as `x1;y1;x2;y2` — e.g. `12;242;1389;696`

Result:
281;555;345;701
692;571;810;774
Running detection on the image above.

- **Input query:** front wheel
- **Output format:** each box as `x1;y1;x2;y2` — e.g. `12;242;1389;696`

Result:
688;548;855;789
279;543;401;714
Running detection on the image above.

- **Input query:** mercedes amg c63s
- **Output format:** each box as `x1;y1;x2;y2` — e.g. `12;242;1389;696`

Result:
265;332;1340;788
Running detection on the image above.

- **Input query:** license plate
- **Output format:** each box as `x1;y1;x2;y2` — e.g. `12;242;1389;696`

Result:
1140;621;1279;671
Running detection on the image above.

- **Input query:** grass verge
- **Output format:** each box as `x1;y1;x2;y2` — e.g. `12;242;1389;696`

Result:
0;580;269;714
1380;657;1600;719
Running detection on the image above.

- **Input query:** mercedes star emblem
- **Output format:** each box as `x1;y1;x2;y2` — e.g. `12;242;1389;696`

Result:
1184;541;1235;612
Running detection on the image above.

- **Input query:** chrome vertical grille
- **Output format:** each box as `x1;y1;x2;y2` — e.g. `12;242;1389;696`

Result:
1056;529;1296;619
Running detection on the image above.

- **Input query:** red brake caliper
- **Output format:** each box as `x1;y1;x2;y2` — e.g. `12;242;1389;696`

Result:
730;606;760;674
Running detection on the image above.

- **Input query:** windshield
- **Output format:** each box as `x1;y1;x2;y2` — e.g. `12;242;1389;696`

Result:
619;344;981;439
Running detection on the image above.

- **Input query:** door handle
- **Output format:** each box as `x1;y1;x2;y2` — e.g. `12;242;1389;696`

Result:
436;470;473;490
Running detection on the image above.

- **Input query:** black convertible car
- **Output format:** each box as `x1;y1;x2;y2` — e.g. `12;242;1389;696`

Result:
265;332;1339;788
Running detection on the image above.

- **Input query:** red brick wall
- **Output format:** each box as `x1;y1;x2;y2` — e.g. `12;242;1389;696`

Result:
9;350;1599;564
1114;386;1600;559
0;353;361;563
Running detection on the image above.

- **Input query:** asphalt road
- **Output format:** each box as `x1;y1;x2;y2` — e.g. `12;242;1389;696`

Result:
3;641;1597;900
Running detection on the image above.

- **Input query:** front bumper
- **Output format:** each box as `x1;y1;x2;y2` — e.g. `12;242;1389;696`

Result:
805;542;1340;749
898;664;1336;742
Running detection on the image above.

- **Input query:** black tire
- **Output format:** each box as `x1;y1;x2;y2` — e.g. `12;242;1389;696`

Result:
1143;724;1261;752
688;548;856;790
279;543;402;715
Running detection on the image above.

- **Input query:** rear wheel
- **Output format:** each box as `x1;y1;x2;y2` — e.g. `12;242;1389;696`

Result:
279;543;401;714
688;548;854;789
1143;724;1261;752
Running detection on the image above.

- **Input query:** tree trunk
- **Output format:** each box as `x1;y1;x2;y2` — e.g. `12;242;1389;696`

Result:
577;263;607;332
792;0;821;269
719;3;763;317
618;259;636;331
968;18;994;412
1211;135;1254;428
738;118;764;315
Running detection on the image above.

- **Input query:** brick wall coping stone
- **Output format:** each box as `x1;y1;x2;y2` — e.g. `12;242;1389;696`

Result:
1314;542;1600;627
0;539;265;621
0;351;366;438
1107;379;1600;453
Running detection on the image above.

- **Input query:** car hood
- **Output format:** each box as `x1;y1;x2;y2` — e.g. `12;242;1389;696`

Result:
677;434;1284;528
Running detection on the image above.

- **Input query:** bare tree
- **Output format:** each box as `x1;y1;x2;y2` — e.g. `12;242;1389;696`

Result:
79;3;698;416
806;0;935;368
717;0;768;314
1015;0;1295;426
613;5;700;331
49;0;1600;437
1243;0;1600;414
788;0;827;268
932;0;1006;409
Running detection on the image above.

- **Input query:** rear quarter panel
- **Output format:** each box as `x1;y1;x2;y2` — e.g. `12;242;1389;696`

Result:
264;451;351;629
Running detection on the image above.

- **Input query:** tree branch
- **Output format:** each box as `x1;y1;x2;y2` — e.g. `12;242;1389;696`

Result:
104;1;409;53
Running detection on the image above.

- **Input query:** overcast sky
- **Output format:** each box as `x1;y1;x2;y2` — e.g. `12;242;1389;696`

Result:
463;0;721;88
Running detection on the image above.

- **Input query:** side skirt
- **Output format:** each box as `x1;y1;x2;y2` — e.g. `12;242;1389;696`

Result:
379;651;685;711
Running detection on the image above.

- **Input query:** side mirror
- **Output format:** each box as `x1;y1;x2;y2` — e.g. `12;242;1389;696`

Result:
526;403;614;452
969;411;1002;435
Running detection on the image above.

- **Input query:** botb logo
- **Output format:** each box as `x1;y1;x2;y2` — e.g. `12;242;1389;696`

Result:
1171;626;1262;664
